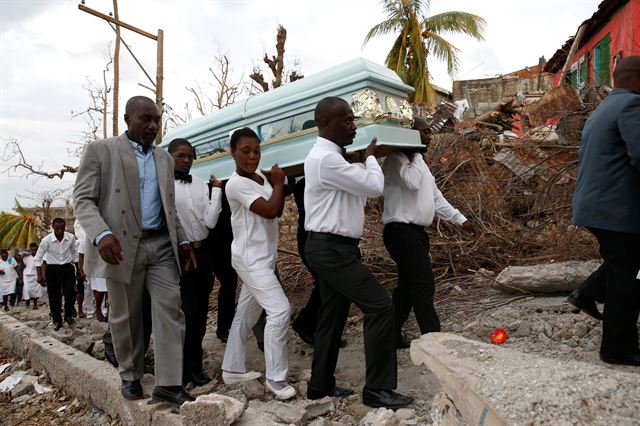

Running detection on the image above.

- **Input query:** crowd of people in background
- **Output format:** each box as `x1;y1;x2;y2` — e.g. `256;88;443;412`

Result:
2;55;638;410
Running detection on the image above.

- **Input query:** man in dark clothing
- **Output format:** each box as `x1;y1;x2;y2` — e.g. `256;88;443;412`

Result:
570;56;640;366
207;181;239;342
169;138;222;387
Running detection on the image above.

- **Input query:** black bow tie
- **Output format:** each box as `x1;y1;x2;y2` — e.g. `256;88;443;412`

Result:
175;173;192;183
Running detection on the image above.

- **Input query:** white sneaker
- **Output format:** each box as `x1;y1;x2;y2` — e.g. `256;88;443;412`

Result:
266;380;297;400
86;314;94;319
222;370;262;385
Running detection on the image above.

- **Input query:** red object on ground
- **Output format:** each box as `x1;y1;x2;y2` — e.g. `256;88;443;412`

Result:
491;328;508;345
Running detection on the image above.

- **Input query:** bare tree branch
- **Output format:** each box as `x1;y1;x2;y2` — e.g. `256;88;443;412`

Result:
249;68;270;92
1;139;78;179
2;45;113;180
185;49;246;116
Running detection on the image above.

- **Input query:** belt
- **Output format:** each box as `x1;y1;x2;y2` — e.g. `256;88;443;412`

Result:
140;227;168;239
47;263;73;268
191;240;206;249
386;222;425;231
308;231;360;245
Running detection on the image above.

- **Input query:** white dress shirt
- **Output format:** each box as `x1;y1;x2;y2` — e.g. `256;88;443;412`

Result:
33;232;79;266
382;152;466;227
174;175;222;242
226;170;278;272
304;137;384;239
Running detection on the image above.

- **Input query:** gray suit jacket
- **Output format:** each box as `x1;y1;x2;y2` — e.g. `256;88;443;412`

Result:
73;133;187;282
572;88;640;234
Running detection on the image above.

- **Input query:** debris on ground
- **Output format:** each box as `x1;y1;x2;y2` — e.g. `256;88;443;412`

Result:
0;347;118;425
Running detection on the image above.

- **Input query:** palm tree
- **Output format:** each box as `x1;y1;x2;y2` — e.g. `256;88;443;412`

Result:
0;212;39;249
364;0;486;106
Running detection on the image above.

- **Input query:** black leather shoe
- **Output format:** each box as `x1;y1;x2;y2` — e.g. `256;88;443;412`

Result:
105;343;119;368
152;386;195;405
567;290;603;321
65;317;75;325
52;321;62;331
396;331;412;349
600;352;640;366
362;388;414;409
307;386;355;400
190;371;212;387
121;380;144;400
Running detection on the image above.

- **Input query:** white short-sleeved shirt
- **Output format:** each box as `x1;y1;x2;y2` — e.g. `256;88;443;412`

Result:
226;170;278;272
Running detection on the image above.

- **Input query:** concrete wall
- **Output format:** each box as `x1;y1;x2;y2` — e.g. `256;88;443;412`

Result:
453;74;553;118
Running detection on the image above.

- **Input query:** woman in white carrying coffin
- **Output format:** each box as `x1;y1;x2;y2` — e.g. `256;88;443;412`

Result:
220;127;295;400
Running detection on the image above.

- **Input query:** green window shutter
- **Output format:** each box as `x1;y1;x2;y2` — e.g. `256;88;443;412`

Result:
579;60;587;84
569;70;578;87
594;33;611;86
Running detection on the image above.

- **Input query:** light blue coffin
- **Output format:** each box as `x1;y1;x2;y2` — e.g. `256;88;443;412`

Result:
161;58;420;180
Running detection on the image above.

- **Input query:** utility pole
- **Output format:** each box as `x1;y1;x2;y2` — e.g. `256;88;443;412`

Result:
112;0;121;137
78;2;165;144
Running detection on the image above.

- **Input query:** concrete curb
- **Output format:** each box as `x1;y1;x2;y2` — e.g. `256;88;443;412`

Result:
0;311;181;425
410;333;508;426
410;332;640;426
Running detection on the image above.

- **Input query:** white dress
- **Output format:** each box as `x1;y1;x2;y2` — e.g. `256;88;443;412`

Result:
21;255;42;299
88;276;108;292
0;258;18;296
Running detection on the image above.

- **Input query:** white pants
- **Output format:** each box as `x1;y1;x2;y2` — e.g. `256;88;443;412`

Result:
221;268;291;381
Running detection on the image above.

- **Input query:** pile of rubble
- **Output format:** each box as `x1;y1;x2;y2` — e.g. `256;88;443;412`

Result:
0;348;114;425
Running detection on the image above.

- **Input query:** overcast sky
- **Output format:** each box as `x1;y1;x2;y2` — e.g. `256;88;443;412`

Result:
0;0;600;212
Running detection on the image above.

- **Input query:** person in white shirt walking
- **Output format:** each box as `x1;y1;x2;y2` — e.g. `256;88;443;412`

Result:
73;230;94;320
304;96;412;410
220;127;295;401
0;249;19;311
168;138;222;387
382;117;476;348
33;218;80;330
22;243;42;310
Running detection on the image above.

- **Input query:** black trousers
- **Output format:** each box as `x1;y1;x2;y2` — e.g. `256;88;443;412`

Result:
293;229;321;335
588;227;640;357
305;232;397;392
383;223;440;334
46;264;75;323
209;228;238;337
574;262;606;304
180;243;214;377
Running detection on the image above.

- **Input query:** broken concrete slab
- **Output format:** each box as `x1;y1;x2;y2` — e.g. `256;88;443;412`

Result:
241;378;265;399
410;332;640;426
180;393;245;426
248;399;308;425
494;260;601;293
295;396;334;419
234;407;282;425
0;311;181;425
11;380;34;398
358;407;400;425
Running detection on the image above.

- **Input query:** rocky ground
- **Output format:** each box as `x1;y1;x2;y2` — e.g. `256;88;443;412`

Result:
3;273;638;425
0;346;117;425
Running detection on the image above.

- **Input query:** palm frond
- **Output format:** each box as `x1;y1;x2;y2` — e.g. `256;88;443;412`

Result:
385;34;408;76
367;0;485;106
0;213;39;249
424;31;460;75
424;12;486;40
363;19;405;47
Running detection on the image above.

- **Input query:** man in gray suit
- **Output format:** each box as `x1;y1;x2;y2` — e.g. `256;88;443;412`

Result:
73;96;197;404
571;56;640;366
